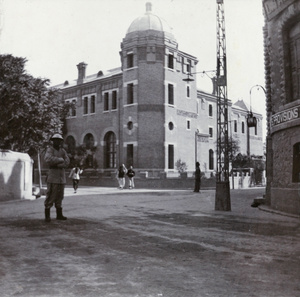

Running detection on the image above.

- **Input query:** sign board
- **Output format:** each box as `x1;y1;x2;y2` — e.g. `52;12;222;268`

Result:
271;105;300;127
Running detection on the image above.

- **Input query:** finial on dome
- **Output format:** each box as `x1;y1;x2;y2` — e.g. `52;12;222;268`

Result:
146;2;152;13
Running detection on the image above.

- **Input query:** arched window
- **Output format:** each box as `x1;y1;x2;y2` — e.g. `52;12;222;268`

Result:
83;133;95;168
287;21;300;102
65;135;76;155
209;149;214;170
292;142;300;182
83;133;94;149
104;132;116;169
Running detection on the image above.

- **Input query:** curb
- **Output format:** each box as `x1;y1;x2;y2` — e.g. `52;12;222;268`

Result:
258;204;300;219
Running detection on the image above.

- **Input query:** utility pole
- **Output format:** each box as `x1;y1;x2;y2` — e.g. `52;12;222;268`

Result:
215;0;231;211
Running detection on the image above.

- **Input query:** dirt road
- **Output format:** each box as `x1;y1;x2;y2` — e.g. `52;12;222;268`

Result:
0;188;299;297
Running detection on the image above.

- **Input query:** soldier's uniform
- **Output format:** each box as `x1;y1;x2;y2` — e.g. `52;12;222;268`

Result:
44;134;70;222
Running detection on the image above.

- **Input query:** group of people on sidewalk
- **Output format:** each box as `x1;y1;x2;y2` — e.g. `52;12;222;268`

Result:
68;163;136;191
116;164;135;189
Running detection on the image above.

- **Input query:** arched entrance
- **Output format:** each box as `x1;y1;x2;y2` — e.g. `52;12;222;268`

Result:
82;133;96;168
65;135;76;155
104;132;116;169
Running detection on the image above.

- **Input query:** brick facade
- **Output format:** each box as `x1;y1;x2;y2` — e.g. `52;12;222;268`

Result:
54;3;264;180
263;0;300;215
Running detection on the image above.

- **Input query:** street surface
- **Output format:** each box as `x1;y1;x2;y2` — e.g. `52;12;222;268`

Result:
0;187;299;297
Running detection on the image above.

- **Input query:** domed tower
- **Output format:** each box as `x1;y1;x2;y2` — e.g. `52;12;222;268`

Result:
120;2;198;171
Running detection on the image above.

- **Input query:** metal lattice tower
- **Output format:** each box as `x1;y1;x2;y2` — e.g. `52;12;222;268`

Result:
215;0;231;211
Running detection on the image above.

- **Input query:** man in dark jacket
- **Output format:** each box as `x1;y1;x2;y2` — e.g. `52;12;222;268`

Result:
126;166;135;189
193;162;201;193
44;133;70;222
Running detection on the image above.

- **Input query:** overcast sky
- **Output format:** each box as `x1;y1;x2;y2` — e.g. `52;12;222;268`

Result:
0;0;266;136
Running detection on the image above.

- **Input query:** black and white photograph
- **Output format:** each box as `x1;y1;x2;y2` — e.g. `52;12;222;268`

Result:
0;0;299;296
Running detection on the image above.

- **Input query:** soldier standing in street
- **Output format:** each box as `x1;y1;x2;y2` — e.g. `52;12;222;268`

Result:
44;134;70;222
193;162;201;193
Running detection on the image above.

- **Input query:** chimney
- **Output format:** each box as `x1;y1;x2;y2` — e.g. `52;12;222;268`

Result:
77;62;87;84
146;2;152;13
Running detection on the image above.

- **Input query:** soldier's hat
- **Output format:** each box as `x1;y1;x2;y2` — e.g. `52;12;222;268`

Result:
50;133;63;140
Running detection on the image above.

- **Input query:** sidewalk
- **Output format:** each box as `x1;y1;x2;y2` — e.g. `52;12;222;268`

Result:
63;185;185;196
63;185;300;219
258;204;300;219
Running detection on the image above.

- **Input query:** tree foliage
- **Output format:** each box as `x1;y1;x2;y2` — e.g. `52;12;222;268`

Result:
175;159;188;173
216;136;240;161
0;54;68;155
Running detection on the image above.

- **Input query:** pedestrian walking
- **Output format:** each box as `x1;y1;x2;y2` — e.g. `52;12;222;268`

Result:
69;166;83;193
126;165;135;189
117;164;127;189
249;168;255;187
239;170;244;189
193;161;201;193
44;133;70;222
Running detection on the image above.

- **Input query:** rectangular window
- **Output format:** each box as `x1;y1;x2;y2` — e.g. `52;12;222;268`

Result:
186;59;192;73
168;84;174;105
71;100;76;117
168;53;174;69
209;127;213;138
83;97;88;114
104;93;109;111
209;149;214;170
127;53;134;68
90;95;95;113
293;142;300;182
112;91;117;110
187;85;190;98
209;104;213;117
127;83;134;104
242;122;245;134
187;120;191;130
288;22;300;102
255;123;257;135
127;144;134;167
234;120;237;133
168;144;174;169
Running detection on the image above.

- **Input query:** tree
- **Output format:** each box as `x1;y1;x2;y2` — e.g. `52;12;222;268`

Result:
215;135;240;162
175;159;188;173
228;136;240;161
0;54;67;155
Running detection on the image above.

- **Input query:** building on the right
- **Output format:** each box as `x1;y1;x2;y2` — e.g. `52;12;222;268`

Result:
263;0;300;215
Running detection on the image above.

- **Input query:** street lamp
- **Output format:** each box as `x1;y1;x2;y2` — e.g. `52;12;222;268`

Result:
247;85;266;157
183;70;216;83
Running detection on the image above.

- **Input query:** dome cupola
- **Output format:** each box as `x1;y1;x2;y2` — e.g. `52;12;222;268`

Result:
126;2;175;39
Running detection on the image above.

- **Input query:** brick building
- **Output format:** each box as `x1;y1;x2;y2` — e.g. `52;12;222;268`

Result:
55;3;263;178
263;0;300;215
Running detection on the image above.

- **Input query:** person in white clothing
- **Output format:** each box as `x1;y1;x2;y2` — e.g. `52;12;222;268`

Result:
69;166;83;193
117;164;127;189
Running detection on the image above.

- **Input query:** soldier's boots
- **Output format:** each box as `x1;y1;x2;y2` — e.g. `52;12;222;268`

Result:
45;208;51;222
56;208;67;220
